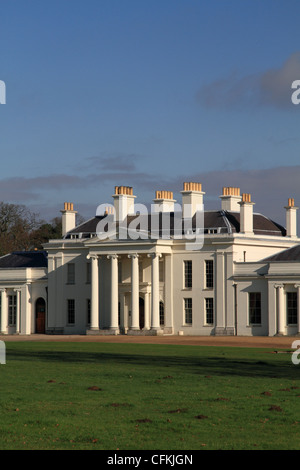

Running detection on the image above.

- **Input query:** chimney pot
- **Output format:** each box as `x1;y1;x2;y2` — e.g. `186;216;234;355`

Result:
285;198;298;237
220;187;242;211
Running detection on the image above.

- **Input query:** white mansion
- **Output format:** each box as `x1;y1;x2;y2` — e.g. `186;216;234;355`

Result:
0;183;300;337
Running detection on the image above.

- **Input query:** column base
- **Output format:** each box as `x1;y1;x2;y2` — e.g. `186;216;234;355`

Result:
86;328;119;336
127;329;146;335
147;328;164;336
214;327;226;336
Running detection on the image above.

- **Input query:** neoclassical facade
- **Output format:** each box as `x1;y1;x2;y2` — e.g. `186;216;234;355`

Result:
0;184;300;337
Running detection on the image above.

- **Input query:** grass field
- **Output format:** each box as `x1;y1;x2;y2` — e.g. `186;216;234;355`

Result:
0;341;299;450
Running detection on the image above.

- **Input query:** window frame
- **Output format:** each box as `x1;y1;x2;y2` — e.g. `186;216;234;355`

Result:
67;262;75;285
67;299;75;325
159;301;165;326
86;298;91;325
248;292;262;325
184;298;193;325
205;260;214;289
205;297;214;325
8;294;17;327
184;260;192;289
287;291;297;325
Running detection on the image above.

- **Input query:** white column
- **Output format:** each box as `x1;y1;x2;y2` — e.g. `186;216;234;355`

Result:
148;253;161;330
24;283;31;335
108;254;119;331
144;291;150;330
0;289;7;334
277;284;285;335
87;254;99;330
119;292;125;331
295;285;300;334
164;254;173;334
215;252;225;335
128;254;139;330
15;289;21;334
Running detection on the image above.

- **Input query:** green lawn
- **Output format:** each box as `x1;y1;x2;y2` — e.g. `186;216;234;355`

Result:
0;341;299;450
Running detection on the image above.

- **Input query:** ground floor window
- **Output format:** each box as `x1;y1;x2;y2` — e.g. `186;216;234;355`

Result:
184;298;192;325
249;292;261;325
87;299;91;325
67;299;75;324
287;292;297;325
159;301;165;326
8;294;17;326
205;298;214;324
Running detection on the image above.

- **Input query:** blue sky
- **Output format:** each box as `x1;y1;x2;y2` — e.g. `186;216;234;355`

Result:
1;0;300;225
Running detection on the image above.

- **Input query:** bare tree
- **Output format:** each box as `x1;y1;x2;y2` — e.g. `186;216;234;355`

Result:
0;203;41;256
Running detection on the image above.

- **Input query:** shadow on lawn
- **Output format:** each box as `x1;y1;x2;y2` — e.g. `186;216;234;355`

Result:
6;346;300;381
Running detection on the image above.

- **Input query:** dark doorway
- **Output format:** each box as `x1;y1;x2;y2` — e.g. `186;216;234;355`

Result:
139;297;145;329
36;297;46;334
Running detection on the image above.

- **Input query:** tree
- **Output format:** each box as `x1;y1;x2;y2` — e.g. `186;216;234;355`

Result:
0;202;41;256
0;203;85;256
30;217;62;249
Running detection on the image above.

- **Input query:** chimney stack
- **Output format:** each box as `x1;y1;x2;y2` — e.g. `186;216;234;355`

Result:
238;193;255;235
220;187;242;211
112;186;136;221
61;202;77;236
181;182;205;218
285;198;298;238
153;190;176;213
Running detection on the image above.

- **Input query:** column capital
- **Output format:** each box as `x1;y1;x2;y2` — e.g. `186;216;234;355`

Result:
294;284;300;289
128;253;139;259
87;253;98;260
274;284;284;289
107;253;118;260
147;253;162;259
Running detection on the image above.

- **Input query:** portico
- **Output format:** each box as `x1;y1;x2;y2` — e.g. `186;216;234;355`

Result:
86;241;171;335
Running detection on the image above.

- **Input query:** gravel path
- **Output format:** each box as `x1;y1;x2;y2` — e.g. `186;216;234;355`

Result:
0;334;298;349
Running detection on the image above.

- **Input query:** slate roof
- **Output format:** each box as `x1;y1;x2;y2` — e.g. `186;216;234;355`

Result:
0;251;48;268
263;244;300;262
64;210;286;238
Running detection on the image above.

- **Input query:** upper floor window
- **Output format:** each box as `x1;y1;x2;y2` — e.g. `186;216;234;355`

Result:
205;260;214;289
67;263;75;284
184;260;192;288
249;292;261;325
159;260;164;282
86;262;91;284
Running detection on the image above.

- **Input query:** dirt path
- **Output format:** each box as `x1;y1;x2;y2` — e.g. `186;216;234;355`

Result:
1;334;298;349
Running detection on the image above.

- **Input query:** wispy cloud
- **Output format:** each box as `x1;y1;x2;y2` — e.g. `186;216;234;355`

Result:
78;152;143;173
0;164;299;226
196;52;300;110
170;165;300;224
